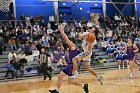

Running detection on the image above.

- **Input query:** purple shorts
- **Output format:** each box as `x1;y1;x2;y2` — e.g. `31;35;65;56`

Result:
128;55;135;61
63;64;73;76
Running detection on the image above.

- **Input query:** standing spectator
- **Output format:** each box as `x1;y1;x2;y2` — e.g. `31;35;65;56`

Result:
10;14;16;28
98;15;105;29
81;15;86;24
38;48;52;80
5;61;15;79
13;59;24;78
49;15;55;30
0;25;3;36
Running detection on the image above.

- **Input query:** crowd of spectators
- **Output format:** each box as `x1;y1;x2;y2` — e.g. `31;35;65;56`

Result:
0;13;140;79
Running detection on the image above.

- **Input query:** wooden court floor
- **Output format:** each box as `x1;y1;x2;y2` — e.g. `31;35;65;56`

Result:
0;69;140;93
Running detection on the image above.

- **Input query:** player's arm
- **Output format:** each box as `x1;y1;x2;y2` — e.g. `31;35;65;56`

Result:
133;44;139;52
78;32;89;39
59;25;76;48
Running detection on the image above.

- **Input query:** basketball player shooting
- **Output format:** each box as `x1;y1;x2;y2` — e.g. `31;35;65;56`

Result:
49;25;89;93
72;28;103;86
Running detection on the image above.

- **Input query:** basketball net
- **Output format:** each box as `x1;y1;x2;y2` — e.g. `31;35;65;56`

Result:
0;0;12;13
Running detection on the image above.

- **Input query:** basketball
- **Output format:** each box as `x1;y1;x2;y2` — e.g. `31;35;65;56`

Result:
86;32;96;43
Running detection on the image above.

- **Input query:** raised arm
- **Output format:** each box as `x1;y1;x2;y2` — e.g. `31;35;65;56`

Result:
59;25;76;48
78;32;89;39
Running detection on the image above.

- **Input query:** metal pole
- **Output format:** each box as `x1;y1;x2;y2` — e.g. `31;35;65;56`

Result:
134;0;138;28
12;0;16;19
109;0;122;14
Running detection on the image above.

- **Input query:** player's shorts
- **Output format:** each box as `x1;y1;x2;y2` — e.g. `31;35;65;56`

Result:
128;55;135;61
75;51;92;65
63;64;73;76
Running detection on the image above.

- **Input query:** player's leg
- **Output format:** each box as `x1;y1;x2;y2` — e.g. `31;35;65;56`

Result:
72;52;87;74
132;60;138;77
129;60;134;77
118;60;121;70
68;78;89;93
83;53;103;86
49;71;66;93
122;60;125;69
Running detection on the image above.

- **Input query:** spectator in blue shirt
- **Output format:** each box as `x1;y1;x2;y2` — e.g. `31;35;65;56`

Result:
5;61;15;79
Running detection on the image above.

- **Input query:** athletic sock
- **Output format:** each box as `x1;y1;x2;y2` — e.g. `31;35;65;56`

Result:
119;65;121;70
122;65;124;69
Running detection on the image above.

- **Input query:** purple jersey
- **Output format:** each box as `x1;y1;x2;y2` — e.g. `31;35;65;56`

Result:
68;49;78;64
63;48;78;76
127;45;135;60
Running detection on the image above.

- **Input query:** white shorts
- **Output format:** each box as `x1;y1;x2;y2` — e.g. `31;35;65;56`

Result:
75;51;92;65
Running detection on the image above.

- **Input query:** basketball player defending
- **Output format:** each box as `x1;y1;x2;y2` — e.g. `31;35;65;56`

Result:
72;28;103;86
49;25;89;93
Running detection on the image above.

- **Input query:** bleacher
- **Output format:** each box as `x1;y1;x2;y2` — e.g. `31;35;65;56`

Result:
0;46;140;81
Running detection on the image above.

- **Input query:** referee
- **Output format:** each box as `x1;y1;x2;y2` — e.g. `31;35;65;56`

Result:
38;48;52;80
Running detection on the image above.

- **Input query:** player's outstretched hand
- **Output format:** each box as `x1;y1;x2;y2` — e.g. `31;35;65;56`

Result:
59;24;64;33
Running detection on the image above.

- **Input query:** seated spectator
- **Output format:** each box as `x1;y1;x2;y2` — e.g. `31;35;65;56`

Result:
21;29;28;38
33;32;40;42
5;61;15;79
55;39;64;50
42;34;49;42
47;27;53;35
18;44;25;51
49;36;56;52
53;51;61;63
70;28;77;38
18;50;27;65
57;56;67;72
8;37;17;50
36;40;43;53
31;43;37;51
24;42;32;55
42;35;50;50
8;50;17;64
59;47;65;57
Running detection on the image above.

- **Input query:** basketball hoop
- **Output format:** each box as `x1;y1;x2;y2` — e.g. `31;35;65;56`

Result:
0;0;12;13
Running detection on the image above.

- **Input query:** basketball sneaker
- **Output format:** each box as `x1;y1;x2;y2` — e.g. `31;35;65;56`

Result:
49;89;59;93
70;71;79;78
83;83;89;93
97;76;103;86
129;73;133;78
